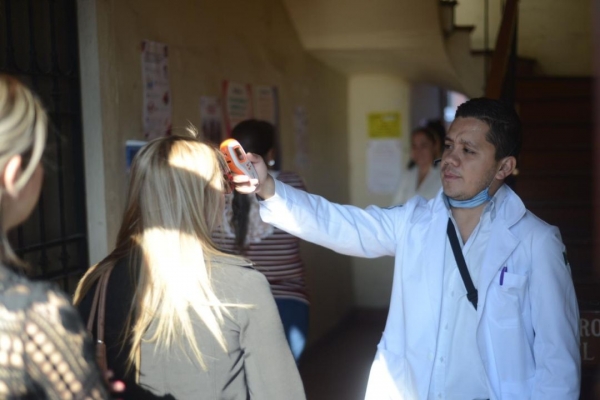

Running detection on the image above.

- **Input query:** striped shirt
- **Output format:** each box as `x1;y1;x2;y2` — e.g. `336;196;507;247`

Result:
213;171;309;304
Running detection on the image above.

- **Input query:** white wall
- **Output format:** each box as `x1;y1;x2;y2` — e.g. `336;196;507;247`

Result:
77;0;108;265
456;0;592;76
519;0;592;75
348;75;411;308
77;0;354;344
410;83;443;130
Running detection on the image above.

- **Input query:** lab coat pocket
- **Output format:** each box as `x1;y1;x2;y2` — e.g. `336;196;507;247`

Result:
365;348;418;400
491;271;528;327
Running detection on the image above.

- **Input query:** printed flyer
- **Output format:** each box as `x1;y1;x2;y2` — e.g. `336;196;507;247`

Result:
222;80;253;136
141;40;172;140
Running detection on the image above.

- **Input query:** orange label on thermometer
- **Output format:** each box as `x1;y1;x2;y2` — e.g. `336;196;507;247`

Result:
219;139;259;179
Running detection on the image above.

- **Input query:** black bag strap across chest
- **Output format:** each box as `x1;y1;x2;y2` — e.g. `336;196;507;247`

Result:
446;218;478;310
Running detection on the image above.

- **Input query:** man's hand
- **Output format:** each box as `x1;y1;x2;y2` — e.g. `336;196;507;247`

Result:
232;153;276;199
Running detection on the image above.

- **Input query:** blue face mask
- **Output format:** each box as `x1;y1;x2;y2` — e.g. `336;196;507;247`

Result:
447;187;492;208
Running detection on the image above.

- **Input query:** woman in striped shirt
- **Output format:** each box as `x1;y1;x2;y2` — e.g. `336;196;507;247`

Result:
214;120;309;362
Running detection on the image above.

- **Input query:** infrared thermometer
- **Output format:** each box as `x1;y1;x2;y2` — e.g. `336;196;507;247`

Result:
219;139;259;180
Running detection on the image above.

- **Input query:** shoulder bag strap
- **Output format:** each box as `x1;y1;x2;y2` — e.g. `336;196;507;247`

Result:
446;218;478;310
86;274;103;334
96;266;114;346
83;267;115;374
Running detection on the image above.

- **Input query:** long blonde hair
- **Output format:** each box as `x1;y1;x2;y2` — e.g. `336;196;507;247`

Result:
73;132;248;370
0;75;47;269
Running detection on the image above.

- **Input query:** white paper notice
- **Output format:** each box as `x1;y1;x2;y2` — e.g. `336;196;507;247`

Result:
367;139;403;194
293;106;309;169
199;96;223;145
222;81;253;136
141;40;171;140
254;85;278;126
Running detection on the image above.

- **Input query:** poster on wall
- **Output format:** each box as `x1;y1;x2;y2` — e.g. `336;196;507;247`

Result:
141;40;172;140
367;139;403;194
199;96;224;145
366;111;403;193
125;140;147;172
368;111;402;139
222;81;253;136
294;106;309;169
254;85;279;126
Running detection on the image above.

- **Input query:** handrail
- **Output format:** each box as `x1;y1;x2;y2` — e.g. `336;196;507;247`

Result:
484;0;519;99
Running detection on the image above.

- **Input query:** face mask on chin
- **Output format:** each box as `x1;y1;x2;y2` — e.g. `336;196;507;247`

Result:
446;186;492;208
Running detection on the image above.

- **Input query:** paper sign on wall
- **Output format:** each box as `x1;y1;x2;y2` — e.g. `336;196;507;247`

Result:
222;81;253;136
200;96;224;145
125;140;147;172
294;106;309;169
141;40;171;140
254;86;279;126
368;112;401;139
367;139;403;194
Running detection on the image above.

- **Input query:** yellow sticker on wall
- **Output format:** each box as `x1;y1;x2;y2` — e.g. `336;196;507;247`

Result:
368;112;401;139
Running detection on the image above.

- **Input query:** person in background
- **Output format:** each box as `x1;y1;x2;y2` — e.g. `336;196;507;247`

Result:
74;132;304;400
426;118;447;159
213;119;310;363
391;126;442;206
0;75;108;398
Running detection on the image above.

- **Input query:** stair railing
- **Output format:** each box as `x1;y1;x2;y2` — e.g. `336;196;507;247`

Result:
484;0;519;101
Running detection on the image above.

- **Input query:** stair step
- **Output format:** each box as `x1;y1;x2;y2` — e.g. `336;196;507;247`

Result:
521;124;592;149
517;149;592;171
517;98;592;124
514;75;594;281
516;77;592;100
515;172;591;201
471;50;537;77
453;25;475;32
524;205;592;238
564;240;593;276
575;283;600;306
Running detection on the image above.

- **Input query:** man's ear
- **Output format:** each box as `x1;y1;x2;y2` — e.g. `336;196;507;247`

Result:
2;155;22;196
495;156;517;180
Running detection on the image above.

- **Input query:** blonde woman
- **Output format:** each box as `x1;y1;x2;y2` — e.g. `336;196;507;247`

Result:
74;134;305;400
0;75;108;398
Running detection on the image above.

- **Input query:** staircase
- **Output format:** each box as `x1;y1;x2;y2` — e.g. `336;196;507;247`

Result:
444;1;596;394
441;0;595;290
514;77;593;285
514;75;595;400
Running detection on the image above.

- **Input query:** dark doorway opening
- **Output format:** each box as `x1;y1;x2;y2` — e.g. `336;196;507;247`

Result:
0;0;88;293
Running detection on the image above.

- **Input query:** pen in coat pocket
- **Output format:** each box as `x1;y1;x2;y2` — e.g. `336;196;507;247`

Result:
499;266;507;286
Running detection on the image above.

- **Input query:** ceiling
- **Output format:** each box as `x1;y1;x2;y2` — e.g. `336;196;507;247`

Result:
282;0;483;95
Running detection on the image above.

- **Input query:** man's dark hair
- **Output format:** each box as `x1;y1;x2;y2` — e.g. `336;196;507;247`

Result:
455;98;522;160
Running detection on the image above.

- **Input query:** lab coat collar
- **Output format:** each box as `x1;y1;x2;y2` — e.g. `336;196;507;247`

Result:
428;185;527;325
476;185;526;324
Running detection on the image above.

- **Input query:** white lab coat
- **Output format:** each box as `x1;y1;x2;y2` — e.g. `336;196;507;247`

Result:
391;165;442;206
259;180;580;400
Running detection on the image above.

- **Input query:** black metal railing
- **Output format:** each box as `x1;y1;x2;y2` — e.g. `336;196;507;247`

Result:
484;0;519;102
1;0;88;293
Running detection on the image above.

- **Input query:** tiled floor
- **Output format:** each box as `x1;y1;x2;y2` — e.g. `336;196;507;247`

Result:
299;309;387;400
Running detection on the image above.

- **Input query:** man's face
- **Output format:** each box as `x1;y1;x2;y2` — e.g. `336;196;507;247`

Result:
441;117;500;200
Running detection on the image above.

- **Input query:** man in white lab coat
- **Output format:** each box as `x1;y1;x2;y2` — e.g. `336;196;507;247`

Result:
235;98;580;399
